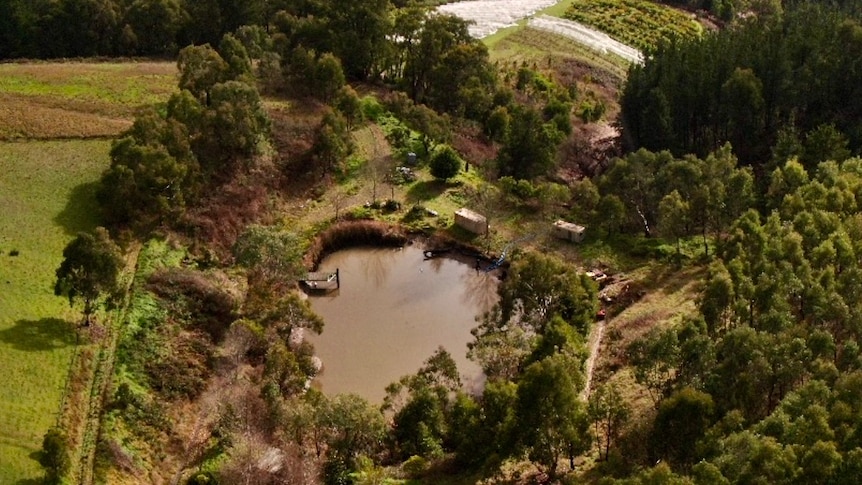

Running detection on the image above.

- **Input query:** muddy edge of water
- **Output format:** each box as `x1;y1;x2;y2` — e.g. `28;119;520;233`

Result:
303;242;501;403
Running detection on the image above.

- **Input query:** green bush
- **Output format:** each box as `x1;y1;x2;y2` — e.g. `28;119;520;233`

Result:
429;145;462;181
346;206;375;220
402;455;429;477
187;471;218;484
360;95;384;121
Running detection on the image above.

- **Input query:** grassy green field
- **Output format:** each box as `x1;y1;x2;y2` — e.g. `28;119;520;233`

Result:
565;0;703;52
0;140;110;483
0;61;175;482
0;61;176;140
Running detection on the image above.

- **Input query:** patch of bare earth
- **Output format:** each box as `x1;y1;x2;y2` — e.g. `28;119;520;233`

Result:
583;266;704;416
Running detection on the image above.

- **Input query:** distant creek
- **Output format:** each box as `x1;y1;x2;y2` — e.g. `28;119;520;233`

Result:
305;245;499;402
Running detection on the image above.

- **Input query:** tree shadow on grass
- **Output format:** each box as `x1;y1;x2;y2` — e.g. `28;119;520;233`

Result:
0;318;77;351
13;451;45;485
405;179;449;204
14;478;42;485
53;180;101;236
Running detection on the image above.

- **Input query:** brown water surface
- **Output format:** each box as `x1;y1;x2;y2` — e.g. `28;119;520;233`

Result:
306;245;498;402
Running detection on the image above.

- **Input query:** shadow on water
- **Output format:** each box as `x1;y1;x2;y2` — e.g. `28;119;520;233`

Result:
53;180;101;236
0;318;77;351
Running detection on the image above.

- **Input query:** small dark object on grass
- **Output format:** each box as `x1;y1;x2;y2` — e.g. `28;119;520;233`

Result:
383;199;401;212
9;249;19;257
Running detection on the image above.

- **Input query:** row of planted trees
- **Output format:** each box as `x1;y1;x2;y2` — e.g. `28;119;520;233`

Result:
622;2;862;173
595;4;862;478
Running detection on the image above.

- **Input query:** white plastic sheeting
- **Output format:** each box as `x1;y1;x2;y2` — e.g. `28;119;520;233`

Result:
528;15;644;64
436;0;643;65
437;0;558;38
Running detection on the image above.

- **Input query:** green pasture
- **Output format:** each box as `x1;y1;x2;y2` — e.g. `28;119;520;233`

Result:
0;62;176;113
0;140;109;482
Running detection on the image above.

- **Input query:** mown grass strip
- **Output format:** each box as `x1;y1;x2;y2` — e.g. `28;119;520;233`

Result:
0;140;110;482
565;0;703;52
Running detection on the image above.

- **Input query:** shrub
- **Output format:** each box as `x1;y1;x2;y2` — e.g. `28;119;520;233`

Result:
360;95;384;121
187;471;219;485
402;455;428;477
145;330;212;399
345;206;375;221
500;176;539;201
578;98;606;123
147;268;239;341
485;106;510;142
429;145;462;181
383;199;402;212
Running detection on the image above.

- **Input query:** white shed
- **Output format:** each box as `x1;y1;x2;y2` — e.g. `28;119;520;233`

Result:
552;220;586;242
454;208;487;235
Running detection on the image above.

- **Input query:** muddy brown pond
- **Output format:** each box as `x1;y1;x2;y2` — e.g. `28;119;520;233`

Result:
306;245;499;402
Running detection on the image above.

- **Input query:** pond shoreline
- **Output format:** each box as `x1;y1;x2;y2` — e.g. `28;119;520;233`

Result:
304;220;505;272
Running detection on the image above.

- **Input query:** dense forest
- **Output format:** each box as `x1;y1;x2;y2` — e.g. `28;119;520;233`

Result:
23;0;862;482
622;2;862;178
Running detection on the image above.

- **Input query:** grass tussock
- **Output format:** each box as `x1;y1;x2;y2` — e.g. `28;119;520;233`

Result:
306;220;408;268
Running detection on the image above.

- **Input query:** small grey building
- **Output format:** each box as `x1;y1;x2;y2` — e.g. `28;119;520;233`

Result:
455;208;488;235
552;220;586;242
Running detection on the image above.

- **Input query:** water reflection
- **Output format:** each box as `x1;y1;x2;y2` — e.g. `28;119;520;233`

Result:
360;247;396;288
306;245;499;402
461;269;499;311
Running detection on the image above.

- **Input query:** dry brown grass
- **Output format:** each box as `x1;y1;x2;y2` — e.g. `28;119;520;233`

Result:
0;61;176;140
597;265;703;374
0;94;132;139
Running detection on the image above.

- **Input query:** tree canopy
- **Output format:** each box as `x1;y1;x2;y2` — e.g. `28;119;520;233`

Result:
622;4;862;173
54;227;123;324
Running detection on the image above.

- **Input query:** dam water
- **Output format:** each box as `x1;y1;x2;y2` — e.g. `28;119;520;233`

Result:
306;245;499;402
